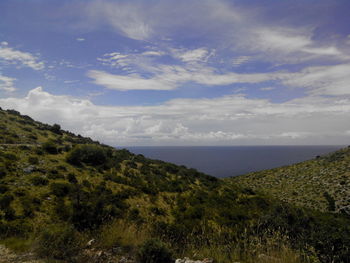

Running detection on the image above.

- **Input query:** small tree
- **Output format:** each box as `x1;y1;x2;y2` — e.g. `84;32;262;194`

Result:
50;124;62;134
66;145;108;166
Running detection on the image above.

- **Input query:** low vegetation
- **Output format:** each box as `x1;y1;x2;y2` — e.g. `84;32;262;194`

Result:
0;107;349;262
231;146;350;214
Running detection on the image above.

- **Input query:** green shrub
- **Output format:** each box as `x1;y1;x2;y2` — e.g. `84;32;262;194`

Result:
47;169;64;180
0;219;31;238
28;134;38;140
323;192;336;212
30;176;49;186
137;239;173;263
6;109;20;115
28;156;39;165
50;124;62;134
0;184;8;194
0;166;7;179
82;179;91;188
67;173;78;184
35;224;81;260
0;193;14;209
35;148;44;155
150;207;167;216
42;140;58;154
50;183;71;197
2;153;18;161
56;165;67;171
66;144;108;166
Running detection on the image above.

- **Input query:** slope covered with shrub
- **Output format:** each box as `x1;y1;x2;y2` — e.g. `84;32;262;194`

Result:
231;146;350;215
0;107;350;263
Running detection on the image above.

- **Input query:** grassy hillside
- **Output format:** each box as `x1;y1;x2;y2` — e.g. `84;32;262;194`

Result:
1;107;350;263
231;147;350;214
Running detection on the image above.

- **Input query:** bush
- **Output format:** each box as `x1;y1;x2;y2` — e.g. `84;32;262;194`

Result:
137;239;173;263
0;166;7;179
50;124;62;134
47;169;64;180
35;224;81;260
0;193;14;209
0;184;8;194
50;183;71;197
42;140;58;154
67;173;78;184
28;156;39;165
30;176;49;186
66;145;108;166
2;153;18;161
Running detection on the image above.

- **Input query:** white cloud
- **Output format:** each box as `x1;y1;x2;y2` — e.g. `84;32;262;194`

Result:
254;28;312;53
281;63;350;96
232;56;250;67
88;65;278;91
0;43;44;70
141;51;164;56
80;0;348;65
171;48;212;63
0;75;16;92
85;1;152;40
245;27;345;63
76;38;85;41
87;70;175;91
95;46;350;95
1;87;350;146
260;87;275;91
93;48;280;91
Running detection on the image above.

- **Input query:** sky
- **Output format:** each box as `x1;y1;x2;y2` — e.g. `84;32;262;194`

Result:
0;0;350;146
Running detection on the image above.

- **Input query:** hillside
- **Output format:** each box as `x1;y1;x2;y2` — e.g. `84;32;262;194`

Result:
1;107;350;263
231;147;350;214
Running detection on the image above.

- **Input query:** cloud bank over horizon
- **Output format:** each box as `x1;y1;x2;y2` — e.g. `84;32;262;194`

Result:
1;0;350;145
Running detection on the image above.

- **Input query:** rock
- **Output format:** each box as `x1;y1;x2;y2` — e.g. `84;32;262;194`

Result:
23;165;35;173
87;239;96;247
175;257;213;263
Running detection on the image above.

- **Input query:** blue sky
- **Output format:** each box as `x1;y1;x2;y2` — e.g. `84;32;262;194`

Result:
1;0;350;146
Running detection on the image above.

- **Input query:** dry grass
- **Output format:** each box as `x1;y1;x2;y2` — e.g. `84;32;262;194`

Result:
97;219;150;249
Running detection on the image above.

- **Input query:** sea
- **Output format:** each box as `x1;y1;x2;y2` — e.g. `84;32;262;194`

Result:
125;146;344;178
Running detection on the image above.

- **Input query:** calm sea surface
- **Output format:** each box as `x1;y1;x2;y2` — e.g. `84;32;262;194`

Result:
125;146;344;178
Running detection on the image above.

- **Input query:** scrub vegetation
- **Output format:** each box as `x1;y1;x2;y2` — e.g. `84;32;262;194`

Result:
0;107;349;262
232;147;350;214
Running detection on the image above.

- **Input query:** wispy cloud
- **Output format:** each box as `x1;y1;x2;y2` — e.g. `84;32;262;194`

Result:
0;42;44;70
85;1;153;40
87;70;175;91
232;56;250;67
171;48;214;63
260;87;275;91
92;48;277;91
247;27;344;62
0;75;16;92
281;63;350;96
